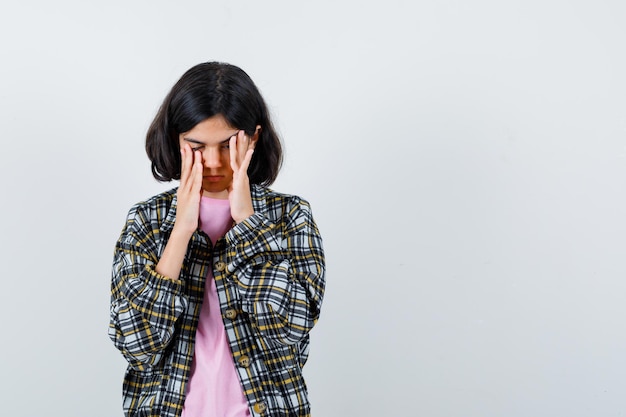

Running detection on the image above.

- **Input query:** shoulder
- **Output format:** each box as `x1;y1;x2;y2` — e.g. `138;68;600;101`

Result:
251;184;314;221
251;184;311;206
125;187;178;227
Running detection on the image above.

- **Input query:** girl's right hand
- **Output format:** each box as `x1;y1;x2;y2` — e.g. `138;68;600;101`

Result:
155;144;202;280
175;144;203;235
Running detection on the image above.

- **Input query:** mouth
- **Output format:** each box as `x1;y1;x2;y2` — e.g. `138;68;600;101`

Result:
203;175;224;182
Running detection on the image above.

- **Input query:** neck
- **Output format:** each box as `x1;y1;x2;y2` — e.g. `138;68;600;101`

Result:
202;190;229;199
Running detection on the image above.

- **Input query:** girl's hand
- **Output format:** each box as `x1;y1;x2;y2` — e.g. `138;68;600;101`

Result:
228;130;255;224
155;144;202;280
175;143;203;235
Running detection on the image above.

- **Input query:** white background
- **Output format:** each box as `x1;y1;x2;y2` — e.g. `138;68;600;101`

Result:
1;1;625;416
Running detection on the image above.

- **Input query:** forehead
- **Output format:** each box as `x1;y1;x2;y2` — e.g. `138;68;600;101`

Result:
180;114;238;143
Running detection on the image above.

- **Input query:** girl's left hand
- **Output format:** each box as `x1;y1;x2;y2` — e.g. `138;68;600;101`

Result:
228;130;256;224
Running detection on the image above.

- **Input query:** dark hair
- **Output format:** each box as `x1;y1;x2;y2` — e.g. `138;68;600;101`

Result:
146;62;283;185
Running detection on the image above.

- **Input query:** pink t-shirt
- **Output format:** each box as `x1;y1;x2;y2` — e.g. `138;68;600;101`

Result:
181;196;251;417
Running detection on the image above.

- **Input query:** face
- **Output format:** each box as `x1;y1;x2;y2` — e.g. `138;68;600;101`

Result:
178;114;240;198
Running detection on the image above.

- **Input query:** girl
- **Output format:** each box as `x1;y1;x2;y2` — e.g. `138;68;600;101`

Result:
109;62;326;417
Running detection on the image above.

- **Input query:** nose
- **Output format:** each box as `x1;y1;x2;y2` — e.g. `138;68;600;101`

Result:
202;147;222;168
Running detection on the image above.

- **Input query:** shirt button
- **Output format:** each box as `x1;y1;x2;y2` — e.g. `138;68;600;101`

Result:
253;401;267;414
214;261;226;272
224;309;237;320
238;355;250;368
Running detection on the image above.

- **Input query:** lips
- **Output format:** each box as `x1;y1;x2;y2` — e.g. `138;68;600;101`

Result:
203;175;224;182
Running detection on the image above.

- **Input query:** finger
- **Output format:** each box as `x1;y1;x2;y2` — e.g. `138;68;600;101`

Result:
191;150;203;194
182;145;200;193
239;148;255;172
180;144;191;187
238;130;249;163
229;134;239;172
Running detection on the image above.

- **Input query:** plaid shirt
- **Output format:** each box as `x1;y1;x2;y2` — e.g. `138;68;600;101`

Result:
109;185;325;417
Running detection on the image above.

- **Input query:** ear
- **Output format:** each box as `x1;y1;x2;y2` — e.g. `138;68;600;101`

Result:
250;125;262;148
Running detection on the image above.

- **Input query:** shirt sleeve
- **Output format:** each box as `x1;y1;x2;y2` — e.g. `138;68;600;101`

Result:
224;196;326;346
108;204;188;371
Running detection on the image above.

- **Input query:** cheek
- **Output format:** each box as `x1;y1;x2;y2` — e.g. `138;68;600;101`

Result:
222;151;232;166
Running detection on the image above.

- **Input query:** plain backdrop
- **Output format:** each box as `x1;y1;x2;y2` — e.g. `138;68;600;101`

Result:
1;1;626;416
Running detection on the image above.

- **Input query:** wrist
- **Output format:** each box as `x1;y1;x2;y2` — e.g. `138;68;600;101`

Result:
171;223;196;239
233;210;254;225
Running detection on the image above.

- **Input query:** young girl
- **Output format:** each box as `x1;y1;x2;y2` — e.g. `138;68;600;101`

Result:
109;62;326;417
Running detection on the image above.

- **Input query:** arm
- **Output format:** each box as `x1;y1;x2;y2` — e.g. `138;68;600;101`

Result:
108;205;188;371
225;197;325;346
108;145;203;371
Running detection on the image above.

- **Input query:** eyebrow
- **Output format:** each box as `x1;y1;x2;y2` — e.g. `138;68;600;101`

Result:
182;138;205;145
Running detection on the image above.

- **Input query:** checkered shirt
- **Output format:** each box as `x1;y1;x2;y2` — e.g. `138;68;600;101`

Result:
109;185;325;417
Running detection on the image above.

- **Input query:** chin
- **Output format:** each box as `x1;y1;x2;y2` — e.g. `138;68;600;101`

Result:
202;182;226;191
202;185;229;198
